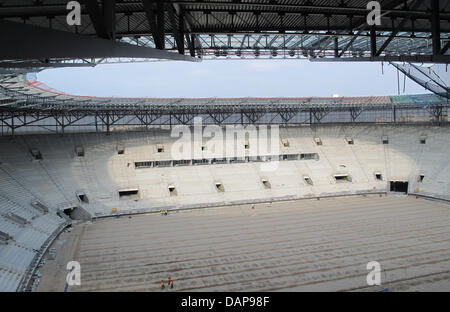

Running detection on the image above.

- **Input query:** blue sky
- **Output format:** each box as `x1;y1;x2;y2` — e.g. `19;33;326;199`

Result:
38;59;430;98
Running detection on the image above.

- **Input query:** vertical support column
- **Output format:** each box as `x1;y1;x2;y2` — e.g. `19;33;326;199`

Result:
334;36;339;58
431;0;441;56
103;0;116;41
143;0;165;50
106;112;110;136
157;1;165;50
178;11;185;54
144;113;149;131
370;25;377;58
169;6;185;54
54;113;58;134
61;112;65;136
437;105;443;126
189;34;196;56
11;115;14;137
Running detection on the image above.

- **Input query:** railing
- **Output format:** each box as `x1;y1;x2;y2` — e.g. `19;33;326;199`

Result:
17;220;70;292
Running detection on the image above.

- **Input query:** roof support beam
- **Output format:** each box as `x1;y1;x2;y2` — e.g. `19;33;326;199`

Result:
103;0;116;40
334;37;339;57
0;20;199;62
168;5;185;54
441;40;450;55
176;4;201;55
338;0;413;58
240;34;248;49
310;36;332;50
268;35;279;47
156;1;165;49
80;0;115;40
431;0;441;56
375;0;423;56
338;30;363;57
142;0;165;50
186;34;196;56
370;26;377;57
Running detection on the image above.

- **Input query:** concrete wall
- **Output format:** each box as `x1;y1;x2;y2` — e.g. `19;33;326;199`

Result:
0;124;448;217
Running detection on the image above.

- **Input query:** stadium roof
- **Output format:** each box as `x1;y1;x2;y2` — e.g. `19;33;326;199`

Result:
0;0;449;68
390;62;450;98
0;72;446;112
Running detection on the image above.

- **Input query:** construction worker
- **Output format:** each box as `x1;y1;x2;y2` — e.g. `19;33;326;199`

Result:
160;280;165;290
168;275;171;284
169;279;174;289
251;204;255;209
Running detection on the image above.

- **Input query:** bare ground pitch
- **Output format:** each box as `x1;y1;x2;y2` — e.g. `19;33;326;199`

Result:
37;195;450;292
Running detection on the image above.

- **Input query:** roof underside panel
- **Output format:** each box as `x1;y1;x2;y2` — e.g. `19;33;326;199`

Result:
0;1;449;72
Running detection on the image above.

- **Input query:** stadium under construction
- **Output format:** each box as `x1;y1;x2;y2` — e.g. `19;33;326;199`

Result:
0;0;449;294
